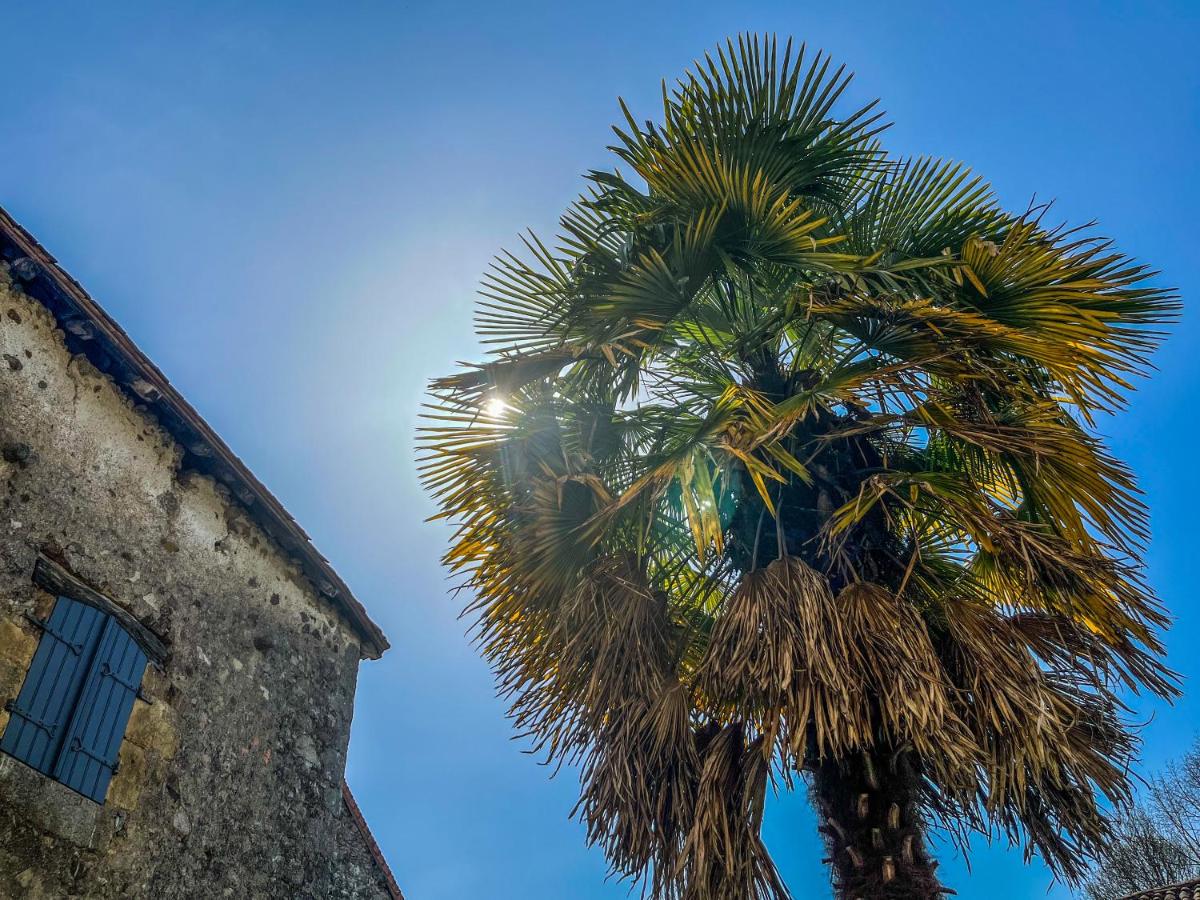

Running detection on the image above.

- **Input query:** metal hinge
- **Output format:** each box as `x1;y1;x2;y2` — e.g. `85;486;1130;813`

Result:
99;663;150;702
3;699;59;737
67;736;115;771
99;662;140;694
23;612;83;655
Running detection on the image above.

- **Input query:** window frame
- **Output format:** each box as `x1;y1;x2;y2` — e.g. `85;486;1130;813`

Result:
0;555;168;804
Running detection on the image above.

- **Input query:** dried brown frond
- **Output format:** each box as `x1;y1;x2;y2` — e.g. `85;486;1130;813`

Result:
696;557;868;755
677;725;789;900
836;582;974;783
940;597;1139;880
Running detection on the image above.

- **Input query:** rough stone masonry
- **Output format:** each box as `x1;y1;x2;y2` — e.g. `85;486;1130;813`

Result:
0;229;400;899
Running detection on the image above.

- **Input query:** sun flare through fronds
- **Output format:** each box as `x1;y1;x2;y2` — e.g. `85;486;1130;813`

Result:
421;34;1178;900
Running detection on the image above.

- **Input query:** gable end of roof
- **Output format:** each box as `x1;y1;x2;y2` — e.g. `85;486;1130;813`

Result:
342;781;405;899
0;206;388;658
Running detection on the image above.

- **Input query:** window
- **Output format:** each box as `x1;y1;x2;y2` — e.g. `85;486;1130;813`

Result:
1;595;148;803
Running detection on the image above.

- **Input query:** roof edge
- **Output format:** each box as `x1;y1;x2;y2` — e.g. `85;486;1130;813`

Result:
0;206;388;658
1117;878;1200;900
342;781;405;899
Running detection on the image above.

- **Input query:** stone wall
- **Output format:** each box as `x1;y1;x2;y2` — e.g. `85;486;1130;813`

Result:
0;262;394;899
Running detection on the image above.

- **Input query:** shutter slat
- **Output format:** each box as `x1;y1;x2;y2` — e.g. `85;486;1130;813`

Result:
7;600;78;766
1;598;106;773
91;633;141;798
80;630;126;799
55;618;148;802
55;618;116;797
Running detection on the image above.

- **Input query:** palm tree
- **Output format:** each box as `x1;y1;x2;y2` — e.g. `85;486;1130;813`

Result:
422;35;1178;899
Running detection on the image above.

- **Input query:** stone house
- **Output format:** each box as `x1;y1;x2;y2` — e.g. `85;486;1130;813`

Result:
0;207;402;899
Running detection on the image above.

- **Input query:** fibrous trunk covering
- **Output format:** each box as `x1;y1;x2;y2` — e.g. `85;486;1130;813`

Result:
813;749;945;899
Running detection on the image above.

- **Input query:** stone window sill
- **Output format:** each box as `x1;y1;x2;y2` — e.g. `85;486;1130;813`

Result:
0;752;100;849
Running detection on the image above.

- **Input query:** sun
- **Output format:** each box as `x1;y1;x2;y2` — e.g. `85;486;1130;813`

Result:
483;396;509;417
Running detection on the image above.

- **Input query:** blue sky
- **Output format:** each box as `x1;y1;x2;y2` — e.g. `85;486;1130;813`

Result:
3;2;1198;897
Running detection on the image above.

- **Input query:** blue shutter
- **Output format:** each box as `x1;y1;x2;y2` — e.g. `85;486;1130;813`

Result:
53;616;148;802
1;597;107;774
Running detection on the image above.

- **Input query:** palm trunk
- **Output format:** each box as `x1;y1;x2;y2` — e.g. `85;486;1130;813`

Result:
812;747;948;900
